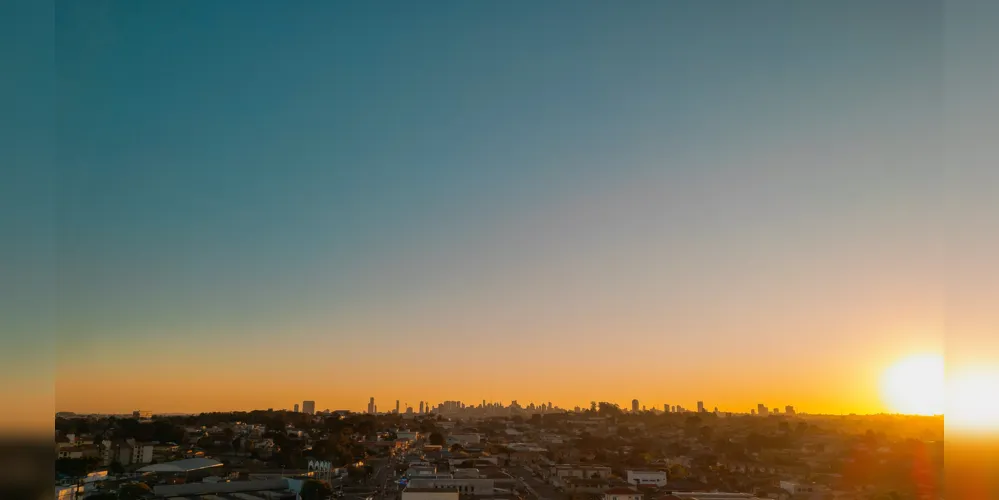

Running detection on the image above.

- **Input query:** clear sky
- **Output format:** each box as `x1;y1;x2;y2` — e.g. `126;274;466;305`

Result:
32;1;972;415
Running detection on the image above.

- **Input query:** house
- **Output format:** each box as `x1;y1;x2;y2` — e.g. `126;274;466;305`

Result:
563;477;613;494
604;487;643;500
550;465;613;487
447;433;482;446
398;431;421;441
626;470;667;488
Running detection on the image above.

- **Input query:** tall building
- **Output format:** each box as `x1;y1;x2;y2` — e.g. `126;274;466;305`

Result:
303;401;316;415
757;403;769;417
294;403;299;413
785;405;796;415
396;400;400;414
368;397;375;414
697;401;705;413
419;401;424;414
632;399;640;412
663;404;669;413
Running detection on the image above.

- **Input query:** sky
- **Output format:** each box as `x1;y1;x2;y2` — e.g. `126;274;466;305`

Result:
6;1;990;417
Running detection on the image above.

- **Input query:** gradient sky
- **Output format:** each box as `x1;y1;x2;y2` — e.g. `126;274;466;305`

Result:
40;1;964;415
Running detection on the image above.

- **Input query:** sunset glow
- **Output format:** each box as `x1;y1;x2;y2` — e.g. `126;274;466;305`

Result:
880;353;945;416
947;365;999;433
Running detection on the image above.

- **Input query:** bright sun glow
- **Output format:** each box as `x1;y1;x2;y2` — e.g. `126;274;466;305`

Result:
947;365;999;433
880;353;945;416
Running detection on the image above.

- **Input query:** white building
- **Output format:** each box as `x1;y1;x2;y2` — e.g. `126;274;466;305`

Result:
778;481;816;495
625;470;667;487
407;478;495;496
130;442;154;464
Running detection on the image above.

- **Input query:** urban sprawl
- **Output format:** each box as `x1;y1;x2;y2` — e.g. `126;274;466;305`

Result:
55;399;943;500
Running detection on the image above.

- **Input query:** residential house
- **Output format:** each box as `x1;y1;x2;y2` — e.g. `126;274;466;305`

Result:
603;487;643;500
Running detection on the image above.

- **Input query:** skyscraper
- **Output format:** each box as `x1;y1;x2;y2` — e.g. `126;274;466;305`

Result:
757;403;769;417
303;400;315;415
294;403;299;413
419;401;424;414
395;400;400;414
697;401;705;413
368;397;375;414
663;404;669;413
632;399;639;412
785;405;796;415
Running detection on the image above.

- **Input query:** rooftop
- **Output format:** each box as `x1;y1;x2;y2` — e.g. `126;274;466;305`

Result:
138;457;223;473
605;487;642;495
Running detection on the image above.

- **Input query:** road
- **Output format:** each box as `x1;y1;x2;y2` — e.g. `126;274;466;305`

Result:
502;465;561;500
339;456;398;500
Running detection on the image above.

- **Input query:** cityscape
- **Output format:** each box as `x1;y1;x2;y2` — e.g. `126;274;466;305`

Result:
11;1;996;500
56;399;944;500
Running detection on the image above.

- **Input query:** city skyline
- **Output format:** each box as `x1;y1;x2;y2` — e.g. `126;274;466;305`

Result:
65;396;835;418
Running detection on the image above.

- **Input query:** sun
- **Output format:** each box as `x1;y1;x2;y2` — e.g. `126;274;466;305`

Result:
880;353;945;416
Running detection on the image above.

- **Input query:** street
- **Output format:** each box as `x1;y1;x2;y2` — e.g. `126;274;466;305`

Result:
502;465;561;500
339;456;397;500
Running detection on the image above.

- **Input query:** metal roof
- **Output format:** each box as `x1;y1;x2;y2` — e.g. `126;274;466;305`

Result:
137;457;223;473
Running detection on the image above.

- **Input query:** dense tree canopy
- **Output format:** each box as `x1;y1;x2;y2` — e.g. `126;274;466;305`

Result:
300;479;334;500
428;432;445;446
117;482;152;500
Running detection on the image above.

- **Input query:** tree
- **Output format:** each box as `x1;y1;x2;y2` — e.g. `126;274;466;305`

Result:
698;425;714;444
117;482;152;499
428;432;445;446
300;479;334;500
347;466;366;482
685;415;703;430
668;464;689;479
56;457;99;478
598;402;622;416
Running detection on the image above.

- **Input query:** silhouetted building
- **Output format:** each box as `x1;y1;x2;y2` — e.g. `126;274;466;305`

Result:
632;399;639;412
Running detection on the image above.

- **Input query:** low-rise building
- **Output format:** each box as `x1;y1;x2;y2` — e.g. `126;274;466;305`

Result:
562;477;613;494
550;465;613;487
407;478;495;496
447;433;482;446
402;487;460;500
625;470;667;488
603;487;643;500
